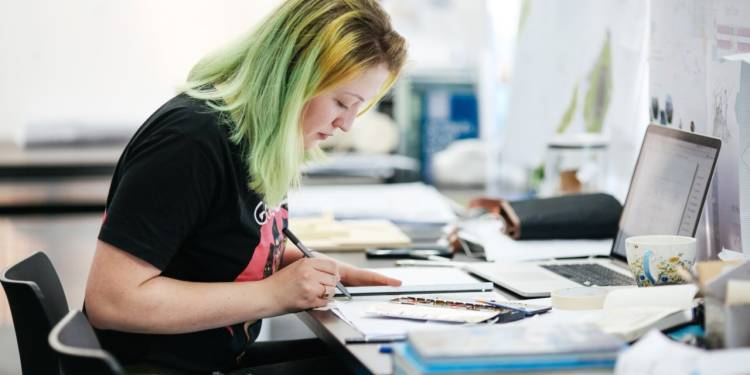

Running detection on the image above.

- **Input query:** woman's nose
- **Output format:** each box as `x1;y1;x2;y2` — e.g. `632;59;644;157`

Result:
333;114;355;132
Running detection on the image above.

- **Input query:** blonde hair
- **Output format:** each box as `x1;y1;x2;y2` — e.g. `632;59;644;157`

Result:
183;0;407;206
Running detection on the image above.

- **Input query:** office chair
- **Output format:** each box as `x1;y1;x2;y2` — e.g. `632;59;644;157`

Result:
49;310;124;375
0;251;69;375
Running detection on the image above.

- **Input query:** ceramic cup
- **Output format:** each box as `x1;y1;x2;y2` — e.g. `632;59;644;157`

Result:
625;235;696;287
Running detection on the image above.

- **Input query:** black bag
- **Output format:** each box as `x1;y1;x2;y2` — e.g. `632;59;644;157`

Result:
507;193;622;240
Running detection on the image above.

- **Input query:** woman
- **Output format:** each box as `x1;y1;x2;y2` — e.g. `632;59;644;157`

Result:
84;0;407;373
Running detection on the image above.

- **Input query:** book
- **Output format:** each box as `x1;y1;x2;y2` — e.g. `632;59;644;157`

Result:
393;323;625;375
594;284;698;341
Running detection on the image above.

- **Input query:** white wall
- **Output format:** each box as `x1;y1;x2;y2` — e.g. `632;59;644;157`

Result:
0;0;281;141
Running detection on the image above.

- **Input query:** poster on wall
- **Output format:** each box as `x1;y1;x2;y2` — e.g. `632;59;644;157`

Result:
650;0;750;255
493;0;650;200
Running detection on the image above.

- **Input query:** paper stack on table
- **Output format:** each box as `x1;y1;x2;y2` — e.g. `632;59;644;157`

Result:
458;218;612;262
615;330;750;375
288;183;457;225
328;267;504;340
289;214;411;251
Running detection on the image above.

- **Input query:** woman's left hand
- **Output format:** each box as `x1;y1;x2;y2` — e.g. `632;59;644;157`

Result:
338;263;402;287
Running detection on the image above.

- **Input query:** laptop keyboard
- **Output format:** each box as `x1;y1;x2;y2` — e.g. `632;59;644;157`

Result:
541;263;636;287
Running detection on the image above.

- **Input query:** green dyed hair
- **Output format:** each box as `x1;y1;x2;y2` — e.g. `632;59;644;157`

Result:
182;0;407;207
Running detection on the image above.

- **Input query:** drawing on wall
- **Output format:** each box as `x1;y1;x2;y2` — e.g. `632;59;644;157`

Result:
557;33;613;135
492;0;649;199
650;0;750;255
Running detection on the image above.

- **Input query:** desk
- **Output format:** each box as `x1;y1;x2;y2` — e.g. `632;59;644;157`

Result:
294;252;512;375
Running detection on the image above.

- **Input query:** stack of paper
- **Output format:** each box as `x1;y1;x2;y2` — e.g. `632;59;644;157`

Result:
615;330;750;375
289;215;411;251
459;218;612;262
394;324;625;375
287;183;457;225
328;267;501;340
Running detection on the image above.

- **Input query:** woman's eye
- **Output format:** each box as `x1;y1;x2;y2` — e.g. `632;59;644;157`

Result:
335;100;349;110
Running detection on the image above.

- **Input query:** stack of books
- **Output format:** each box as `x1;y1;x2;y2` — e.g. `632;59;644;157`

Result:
393;323;626;374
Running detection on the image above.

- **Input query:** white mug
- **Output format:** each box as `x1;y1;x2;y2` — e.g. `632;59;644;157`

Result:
625;235;697;287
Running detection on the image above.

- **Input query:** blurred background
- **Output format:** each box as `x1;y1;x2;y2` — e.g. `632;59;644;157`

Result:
0;0;748;373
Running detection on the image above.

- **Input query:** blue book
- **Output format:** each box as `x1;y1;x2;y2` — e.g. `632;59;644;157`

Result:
394;324;625;374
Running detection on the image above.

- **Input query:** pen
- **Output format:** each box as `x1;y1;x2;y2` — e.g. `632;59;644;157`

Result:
283;227;352;300
394;259;466;268
344;334;406;344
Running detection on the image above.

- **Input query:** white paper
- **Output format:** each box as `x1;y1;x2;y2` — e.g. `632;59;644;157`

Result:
460;219;612;261
615;330;703;375
338;267;492;296
603;284;697;310
366;267;481;286
503;286;697;341
695;348;750;375
367;301;500;324
339;283;493;297
332;292;509;338
301;153;419;178
615;330;750;375
287;183;457;225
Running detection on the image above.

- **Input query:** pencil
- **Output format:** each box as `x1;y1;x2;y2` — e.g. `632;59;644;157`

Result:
282;227;353;300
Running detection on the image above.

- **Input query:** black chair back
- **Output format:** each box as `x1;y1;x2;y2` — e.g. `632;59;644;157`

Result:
1;251;69;375
49;310;124;375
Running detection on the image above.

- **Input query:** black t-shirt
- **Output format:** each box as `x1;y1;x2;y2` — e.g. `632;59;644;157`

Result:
92;94;288;372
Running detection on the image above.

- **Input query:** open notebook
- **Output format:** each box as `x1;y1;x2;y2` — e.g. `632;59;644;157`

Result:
517;284;698;342
594;284;698;341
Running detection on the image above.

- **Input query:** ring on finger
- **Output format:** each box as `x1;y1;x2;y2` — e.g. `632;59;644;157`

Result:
319;284;327;299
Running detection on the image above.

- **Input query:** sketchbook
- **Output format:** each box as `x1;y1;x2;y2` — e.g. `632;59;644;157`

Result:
334;267;492;297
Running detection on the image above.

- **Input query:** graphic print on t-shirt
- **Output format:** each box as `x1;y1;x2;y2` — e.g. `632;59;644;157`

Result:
227;201;288;352
234;201;288;282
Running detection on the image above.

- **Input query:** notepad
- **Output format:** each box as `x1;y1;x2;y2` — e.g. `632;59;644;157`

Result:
334;283;493;297
333;267;492;296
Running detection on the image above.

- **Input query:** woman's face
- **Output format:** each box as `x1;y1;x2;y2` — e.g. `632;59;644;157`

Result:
300;63;390;149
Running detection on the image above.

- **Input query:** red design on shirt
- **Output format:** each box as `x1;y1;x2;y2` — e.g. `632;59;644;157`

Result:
234;206;288;282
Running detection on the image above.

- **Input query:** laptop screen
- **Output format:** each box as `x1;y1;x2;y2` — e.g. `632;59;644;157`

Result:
612;125;721;260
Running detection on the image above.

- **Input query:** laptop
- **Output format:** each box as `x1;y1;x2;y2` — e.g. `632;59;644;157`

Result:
467;125;722;298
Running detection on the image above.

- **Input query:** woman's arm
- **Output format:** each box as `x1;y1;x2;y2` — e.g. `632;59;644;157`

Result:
85;240;339;334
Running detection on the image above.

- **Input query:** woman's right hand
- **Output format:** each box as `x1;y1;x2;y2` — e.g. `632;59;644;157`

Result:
266;257;340;312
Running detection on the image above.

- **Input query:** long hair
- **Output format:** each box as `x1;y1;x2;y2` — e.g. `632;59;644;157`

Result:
182;0;407;207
